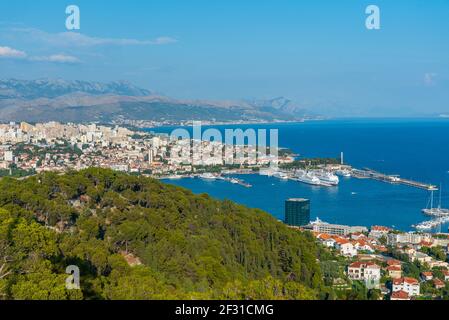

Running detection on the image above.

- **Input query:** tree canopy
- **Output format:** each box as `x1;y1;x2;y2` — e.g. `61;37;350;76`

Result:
0;168;323;300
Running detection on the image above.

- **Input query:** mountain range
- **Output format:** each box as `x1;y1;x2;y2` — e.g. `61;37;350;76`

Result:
0;79;314;123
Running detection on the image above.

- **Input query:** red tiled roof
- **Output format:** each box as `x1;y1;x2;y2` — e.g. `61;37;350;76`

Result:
349;261;380;269
391;290;409;300
349;261;364;268
387;266;401;271
335;238;350;245
393;277;419;285
387;259;401;266
404;277;419;285
318;233;332;240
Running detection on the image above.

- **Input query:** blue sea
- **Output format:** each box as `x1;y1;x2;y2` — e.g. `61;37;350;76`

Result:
148;119;449;232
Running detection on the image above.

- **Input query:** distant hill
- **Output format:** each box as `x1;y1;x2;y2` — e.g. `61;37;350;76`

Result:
0;79;152;99
0;79;313;123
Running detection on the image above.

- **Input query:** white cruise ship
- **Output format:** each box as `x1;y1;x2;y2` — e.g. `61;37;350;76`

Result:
336;169;351;177
293;170;321;186
259;168;278;176
314;170;340;186
273;171;289;180
199;173;217;180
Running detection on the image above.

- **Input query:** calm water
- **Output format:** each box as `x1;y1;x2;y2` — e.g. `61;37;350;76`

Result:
149;119;449;232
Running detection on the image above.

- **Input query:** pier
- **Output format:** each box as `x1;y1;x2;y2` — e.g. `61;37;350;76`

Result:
218;175;252;187
352;168;438;191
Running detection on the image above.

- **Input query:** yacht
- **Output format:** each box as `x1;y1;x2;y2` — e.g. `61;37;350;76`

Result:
422;185;449;216
230;178;239;184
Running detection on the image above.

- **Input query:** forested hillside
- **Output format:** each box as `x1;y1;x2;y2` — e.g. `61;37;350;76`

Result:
0;169;325;300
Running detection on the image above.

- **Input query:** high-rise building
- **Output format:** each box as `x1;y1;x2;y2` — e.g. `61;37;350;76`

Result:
148;149;154;164
285;198;310;227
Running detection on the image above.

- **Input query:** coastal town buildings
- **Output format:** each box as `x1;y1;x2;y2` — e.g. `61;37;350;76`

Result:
306;218;368;236
311;222;449;300
0;121;294;177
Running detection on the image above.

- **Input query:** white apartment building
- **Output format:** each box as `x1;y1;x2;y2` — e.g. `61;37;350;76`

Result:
392;277;420;297
348;262;381;281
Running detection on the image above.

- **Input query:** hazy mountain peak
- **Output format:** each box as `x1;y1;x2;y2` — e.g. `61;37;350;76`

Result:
0;78;313;123
0;78;152;99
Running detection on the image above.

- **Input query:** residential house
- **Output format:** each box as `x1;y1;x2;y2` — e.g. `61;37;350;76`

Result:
411;252;432;264
442;270;449;281
387;265;402;279
433;278;445;290
392;277;420;297
335;238;357;257
387;259;402;267
316;233;336;248
351;232;367;241
348;261;381;288
369;226;390;239
353;240;374;253
420;272;433;282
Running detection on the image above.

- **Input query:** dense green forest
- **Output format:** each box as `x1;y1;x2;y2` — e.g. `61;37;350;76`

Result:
0;168;327;300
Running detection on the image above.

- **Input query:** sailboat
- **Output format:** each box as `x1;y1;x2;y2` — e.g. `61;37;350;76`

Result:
422;184;449;216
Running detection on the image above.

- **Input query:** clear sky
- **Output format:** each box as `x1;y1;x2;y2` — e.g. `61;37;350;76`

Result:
0;0;448;116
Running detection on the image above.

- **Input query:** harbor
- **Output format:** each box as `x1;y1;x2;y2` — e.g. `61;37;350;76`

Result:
153;120;449;234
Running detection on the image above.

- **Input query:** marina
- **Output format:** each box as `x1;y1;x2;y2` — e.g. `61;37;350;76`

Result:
154;119;449;233
422;186;449;217
413;186;449;231
413;216;449;232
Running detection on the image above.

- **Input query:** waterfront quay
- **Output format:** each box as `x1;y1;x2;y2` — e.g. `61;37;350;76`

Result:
352;168;438;191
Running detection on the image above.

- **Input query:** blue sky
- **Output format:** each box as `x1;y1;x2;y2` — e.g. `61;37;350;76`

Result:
0;0;448;116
